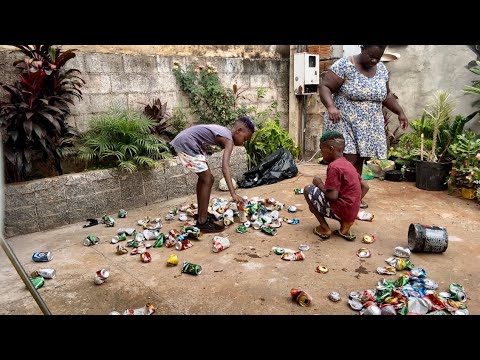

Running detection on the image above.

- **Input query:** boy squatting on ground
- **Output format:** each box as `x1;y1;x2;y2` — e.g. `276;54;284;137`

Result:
170;117;255;233
303;131;368;241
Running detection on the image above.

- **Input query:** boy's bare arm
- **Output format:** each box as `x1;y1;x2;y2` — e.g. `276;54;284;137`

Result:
216;137;243;204
313;176;338;201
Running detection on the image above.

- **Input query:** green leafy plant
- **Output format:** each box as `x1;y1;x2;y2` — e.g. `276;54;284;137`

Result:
142;97;178;141
464;59;480;121
244;119;299;169
447;131;480;189
169;107;188;136
0;45;84;183
172;62;238;126
76;108;171;173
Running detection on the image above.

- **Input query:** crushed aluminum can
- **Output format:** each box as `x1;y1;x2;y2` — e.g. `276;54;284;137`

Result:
362;234;376;244
316;265;328;274
385;257;406;271
449;283;465;295
270;219;282;228
250;214;258;222
165;213;174;221
287;206;297;213
348;298;363;311
294;188;304;194
123;303;156;315
380;304;397;315
181;261;202;275
130;245;147;255
137;217;150;226
356;210;374;222
426;310;449;315
272;247;285;255
143;229;160;240
360;303;381;315
116;245;128;255
260;225;277;236
32;251;53;262
118;209;128;218
393;246;411;258
454;309;469;315
178;213;188;222
409;267;426;278
94;268;110;285
376;266;396;275
408;298;430;315
140;252;152;263
236;224;247;234
167;253;179;266
287;218;300;225
423;279;439;290
328;291;341;302
244;221;251;228
261;214;272;224
296;291;313;307
83;235;100;246
182;226;201;240
101;215;115;227
438;291;452;299
452;291;467;303
175;239;193;251
30;276;45;289
212;236;230;253
349;291;362;300
109;311;121;315
153;233;165;248
118;228;135;236
357;247;371;258
31;269;56;279
298;244;310;251
281;251;305;261
270;210;280;220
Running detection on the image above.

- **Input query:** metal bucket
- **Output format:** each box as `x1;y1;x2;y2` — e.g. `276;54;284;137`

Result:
408;223;448;253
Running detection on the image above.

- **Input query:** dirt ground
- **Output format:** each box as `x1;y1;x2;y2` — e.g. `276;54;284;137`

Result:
1;163;479;315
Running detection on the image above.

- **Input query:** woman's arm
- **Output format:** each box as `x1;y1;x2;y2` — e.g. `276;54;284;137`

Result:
319;71;345;123
382;81;409;130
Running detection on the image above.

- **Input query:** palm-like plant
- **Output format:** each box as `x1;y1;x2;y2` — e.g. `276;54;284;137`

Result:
423;90;456;162
76;108;171;172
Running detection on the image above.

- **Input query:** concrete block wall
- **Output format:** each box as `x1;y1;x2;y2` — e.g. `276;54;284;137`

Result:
8;51;290;132
4;147;247;238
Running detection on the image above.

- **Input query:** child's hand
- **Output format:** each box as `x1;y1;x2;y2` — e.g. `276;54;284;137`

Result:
313;176;324;187
231;194;244;207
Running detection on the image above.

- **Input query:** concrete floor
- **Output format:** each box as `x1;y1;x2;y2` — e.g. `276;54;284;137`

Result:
1;163;479;315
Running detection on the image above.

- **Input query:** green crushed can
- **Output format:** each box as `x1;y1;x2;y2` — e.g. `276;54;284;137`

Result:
153;233;165;248
236;224;247;234
102;215;115;227
294;188;304;195
30;276;45;289
449;283;464;295
118;209;128;218
182;261;202;275
118;233;127;241
83;235;100;246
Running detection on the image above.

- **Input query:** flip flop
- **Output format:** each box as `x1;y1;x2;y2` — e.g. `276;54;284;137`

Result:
334;229;356;241
82;218;99;228
313;226;331;240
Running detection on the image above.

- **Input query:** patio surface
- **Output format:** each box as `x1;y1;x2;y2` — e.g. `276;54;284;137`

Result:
1;163;479;315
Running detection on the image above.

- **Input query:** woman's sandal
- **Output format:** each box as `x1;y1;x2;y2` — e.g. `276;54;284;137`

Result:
334;229;356;241
313;226;331;240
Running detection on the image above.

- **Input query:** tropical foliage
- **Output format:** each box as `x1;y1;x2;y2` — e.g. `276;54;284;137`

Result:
76;108;171;173
0;45;84;182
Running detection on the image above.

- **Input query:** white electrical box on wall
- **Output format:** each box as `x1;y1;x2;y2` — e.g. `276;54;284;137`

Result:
294;53;320;95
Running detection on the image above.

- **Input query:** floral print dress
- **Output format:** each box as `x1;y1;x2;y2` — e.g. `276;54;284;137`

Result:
323;57;389;159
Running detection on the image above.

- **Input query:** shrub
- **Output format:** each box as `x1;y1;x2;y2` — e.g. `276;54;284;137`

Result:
76;108;171;172
245;119;299;169
0;45;84;182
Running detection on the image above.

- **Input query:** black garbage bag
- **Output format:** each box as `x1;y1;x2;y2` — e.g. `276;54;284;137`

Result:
238;148;298;188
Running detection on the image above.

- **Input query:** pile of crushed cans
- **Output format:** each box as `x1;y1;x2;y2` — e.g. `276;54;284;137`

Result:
347;248;469;315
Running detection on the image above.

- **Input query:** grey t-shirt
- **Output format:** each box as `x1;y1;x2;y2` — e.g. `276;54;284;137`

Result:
170;124;233;156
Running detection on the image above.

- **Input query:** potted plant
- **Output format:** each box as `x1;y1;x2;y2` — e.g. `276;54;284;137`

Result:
415;91;456;191
447;132;480;199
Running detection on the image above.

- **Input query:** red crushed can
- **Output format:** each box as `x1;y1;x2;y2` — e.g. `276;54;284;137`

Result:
140;252;152;263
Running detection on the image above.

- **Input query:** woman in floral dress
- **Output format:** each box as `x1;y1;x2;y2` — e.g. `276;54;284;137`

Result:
319;45;408;208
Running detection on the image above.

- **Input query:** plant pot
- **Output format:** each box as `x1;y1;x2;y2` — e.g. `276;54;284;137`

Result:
404;167;416;182
384;169;403;182
461;187;476;200
395;159;413;170
415;160;452;191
